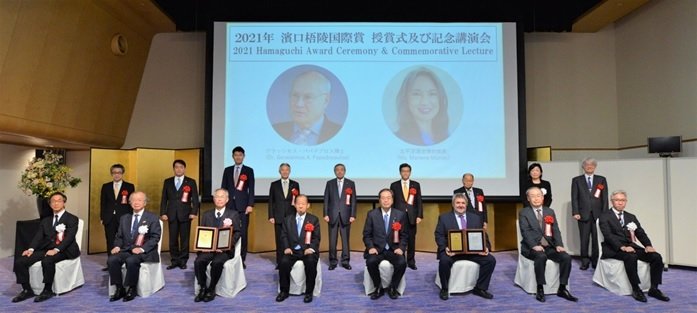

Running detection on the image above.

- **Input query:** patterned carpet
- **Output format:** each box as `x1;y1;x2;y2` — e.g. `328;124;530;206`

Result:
1;250;695;312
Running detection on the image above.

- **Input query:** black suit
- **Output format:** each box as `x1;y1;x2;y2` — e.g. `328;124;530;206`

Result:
434;211;495;291
160;176;199;266
272;117;342;145
453;186;488;223
599;209;663;288
100;180;135;256
323;178;356;266
268;179;300;264
278;213;321;294
194;208;242;290
363;208;408;291
519;206;572;286
221;164;255;262
14;211;80;289
571;174;608;266
390;180;422;266
108;211;161;288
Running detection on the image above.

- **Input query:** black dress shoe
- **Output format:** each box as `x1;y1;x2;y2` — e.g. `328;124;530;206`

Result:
439;288;449;300
276;291;289;302
166;264;179;270
243;262;247;269
648;288;670;301
579;264;589;271
387;287;399;299
194;288;206;302
370;287;384;300
101;267;109;272
407;264;418;270
110;286;125;302
342;264;352;270
473;288;493;299
34;290;55;303
557;288;578;302
631;289;647;302
535;289;546;302
12;289;35;303
123;287;137;302
203;290;216;302
303;293;313;303
179;264;187;270
328;264;337;270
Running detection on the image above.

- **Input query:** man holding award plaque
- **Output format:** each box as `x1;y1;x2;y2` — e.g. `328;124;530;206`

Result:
108;191;162;302
193;188;241;302
434;193;496;300
276;194;321;303
519;187;577;303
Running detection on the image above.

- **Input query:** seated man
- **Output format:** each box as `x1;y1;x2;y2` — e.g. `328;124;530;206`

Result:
12;192;80;303
107;191;162;302
276;194;321;303
363;188;408;300
519;187;577;303
434;193;496;300
599;190;669;302
194;188;241;303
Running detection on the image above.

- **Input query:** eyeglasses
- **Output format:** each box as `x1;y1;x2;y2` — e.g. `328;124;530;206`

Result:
111;171;123;175
611;199;627;202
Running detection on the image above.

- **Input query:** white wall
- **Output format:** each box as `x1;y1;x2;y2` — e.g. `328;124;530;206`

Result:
667;158;697;266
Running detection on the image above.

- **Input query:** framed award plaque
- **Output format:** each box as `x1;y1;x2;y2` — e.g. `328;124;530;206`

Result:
194;226;233;252
448;229;487;254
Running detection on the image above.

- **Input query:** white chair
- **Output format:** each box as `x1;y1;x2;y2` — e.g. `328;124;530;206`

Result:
513;219;563;294
434;260;479;294
277;259;322;296
29;219;85;295
109;220;165;298
194;239;246;297
592;219;650;295
363;260;406;295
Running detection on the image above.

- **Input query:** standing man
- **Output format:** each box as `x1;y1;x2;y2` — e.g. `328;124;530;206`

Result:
108;191;162;302
598;190;669;302
194;188;241;303
571;157;608;270
100;164;135;271
221;146;255;267
434;193;495;301
453;173;487;227
160;159;199;270
268;163;300;268
389;163;422;270
12;192;80;303
519;187;577;303
363;189;408;300
323;163;356;270
276;194;321;303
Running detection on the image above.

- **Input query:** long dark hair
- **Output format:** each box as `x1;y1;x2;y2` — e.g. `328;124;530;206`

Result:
396;67;449;144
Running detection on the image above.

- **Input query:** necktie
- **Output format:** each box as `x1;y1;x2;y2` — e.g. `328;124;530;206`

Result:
234;166;240;185
587;176;592;190
114;182;119;198
131;214;140;237
458;214;467;230
53;215;59;227
283;180;288;197
295;129;311;145
175;177;181;190
383;213;390;249
338;179;343;197
402;182;408;200
296;216;302;237
216;211;222;227
536;209;549;246
618;212;624;227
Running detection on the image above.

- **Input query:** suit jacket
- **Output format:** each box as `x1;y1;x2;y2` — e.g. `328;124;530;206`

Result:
434;210;490;259
453;186;488;222
362;208;408;258
571;174;608;221
200;208;242;258
29;211;81;259
323;178;357;225
221;164;255;212
113;210;161;262
272;117;341;145
268;179;300;224
100;180;135;224
280;213;321;254
160;176;200;221
599;209;652;259
390;180;423;225
519;206;564;256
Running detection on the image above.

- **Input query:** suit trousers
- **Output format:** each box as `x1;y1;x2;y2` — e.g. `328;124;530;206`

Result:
168;219;191;265
406;223;417;265
577;217;599;266
606;248;663;288
194;252;232;290
438;253;496;291
14;250;69;288
103;220;119;257
522;246;571;286
278;251;318;294
328;219;351;266
108;251;147;288
240;212;249;262
273;223;284;265
366;250;406;291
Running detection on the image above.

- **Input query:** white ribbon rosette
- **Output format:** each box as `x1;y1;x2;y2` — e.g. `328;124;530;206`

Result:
55;223;66;244
626;221;638;244
540;188;547;195
223;218;233;228
135;224;149;247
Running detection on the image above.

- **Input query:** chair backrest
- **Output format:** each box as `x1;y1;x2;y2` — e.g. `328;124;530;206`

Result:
75;219;84;249
234;238;241;256
157;220;163;255
595;219;604;258
515;219;522;251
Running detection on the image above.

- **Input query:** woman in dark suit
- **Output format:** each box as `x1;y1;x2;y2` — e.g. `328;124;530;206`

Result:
522;163;552;207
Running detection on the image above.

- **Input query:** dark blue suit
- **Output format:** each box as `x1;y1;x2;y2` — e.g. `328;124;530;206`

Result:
108;211;161;288
323;177;356;266
363;208;408;291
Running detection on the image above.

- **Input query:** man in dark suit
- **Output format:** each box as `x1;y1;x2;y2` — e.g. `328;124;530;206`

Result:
272;70;342;145
108;191;162;302
221;146;255;265
598;190;669;302
519;187;577;303
160;159;199;270
453;172;488;227
194;188;242;303
363;188;408;300
389;163;422;270
268;163;300;268
12;192;80;303
434;193;496;300
100;163;135;271
571;157;608;270
323;163;356;270
276;194;321;303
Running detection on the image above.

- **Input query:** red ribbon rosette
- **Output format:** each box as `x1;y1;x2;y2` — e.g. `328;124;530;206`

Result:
121;190;129;204
407;188;417;205
291;188;299;205
594;183;604;198
236;174;248;191
476;195;485;212
304;223;314;244
544;216;554;236
240;174;248;181
181;185;191;202
596;184;605;190
409;188;417;195
391;221;402;243
345;187;353;205
476;195;484;202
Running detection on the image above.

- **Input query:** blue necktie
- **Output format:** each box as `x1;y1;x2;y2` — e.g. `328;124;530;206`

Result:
295;216;302;250
131;214;140;237
618;212;624;227
383;213;389;250
216;212;222;227
587;176;592;190
175;177;182;190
